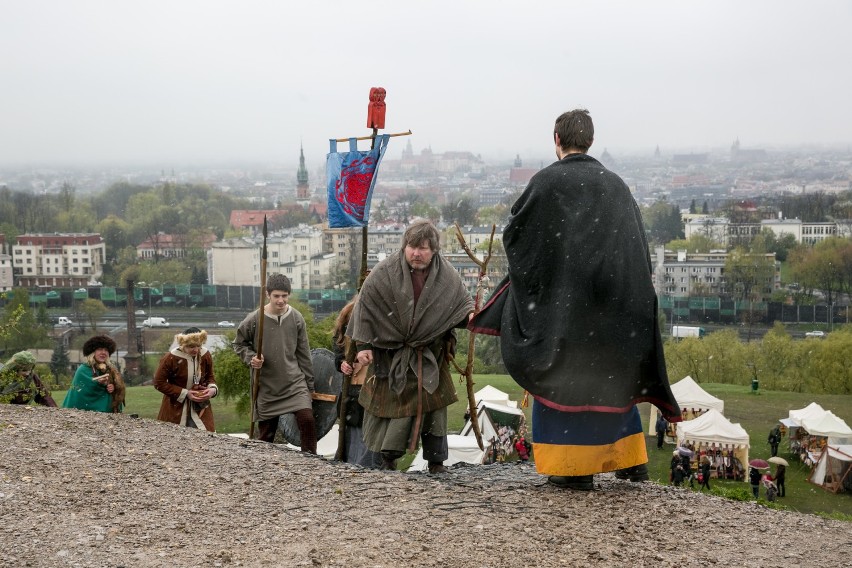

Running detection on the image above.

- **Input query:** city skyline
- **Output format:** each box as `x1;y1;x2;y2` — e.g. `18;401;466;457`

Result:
2;1;851;167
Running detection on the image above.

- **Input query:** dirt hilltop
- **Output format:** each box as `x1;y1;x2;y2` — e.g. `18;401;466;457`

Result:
1;405;849;568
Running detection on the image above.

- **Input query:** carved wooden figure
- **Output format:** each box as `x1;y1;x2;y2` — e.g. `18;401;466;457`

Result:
367;87;386;129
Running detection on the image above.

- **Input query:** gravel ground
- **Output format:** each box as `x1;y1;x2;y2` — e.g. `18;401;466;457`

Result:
2;405;850;568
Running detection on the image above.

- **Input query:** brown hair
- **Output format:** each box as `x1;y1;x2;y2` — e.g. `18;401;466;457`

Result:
333;297;358;349
266;273;292;294
554;109;594;153
401;219;440;252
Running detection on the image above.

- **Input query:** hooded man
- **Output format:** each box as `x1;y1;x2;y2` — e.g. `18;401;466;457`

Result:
347;220;474;473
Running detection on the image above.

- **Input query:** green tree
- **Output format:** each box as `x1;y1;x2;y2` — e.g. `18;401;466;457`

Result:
666;234;723;254
788;238;848;305
442;196;477;226
50;342;71;387
80;299;108;332
724;246;777;302
1;290;51;354
211;345;251;415
642;201;683;245
97;215;134;261
409;201;440;222
477;204;509;226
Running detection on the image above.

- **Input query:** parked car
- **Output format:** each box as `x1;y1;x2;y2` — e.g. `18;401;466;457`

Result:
142;317;170;328
134;309;146;316
217;321;236;328
805;330;826;338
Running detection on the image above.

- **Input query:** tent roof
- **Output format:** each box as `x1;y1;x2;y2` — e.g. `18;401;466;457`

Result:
788;402;826;424
474;385;510;404
671;376;725;413
800;411;852;438
479;400;525;417
407;434;486;471
676;408;749;448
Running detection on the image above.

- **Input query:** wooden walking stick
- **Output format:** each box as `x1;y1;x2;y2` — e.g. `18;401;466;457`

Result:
448;222;497;451
249;216;269;440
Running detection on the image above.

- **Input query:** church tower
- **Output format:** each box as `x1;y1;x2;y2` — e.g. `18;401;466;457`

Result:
296;143;310;204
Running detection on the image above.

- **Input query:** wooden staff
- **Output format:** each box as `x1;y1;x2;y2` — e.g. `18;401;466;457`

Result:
449;222;496;451
249;216;268;439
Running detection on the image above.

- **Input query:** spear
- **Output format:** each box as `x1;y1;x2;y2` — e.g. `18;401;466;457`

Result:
249;216;268;439
449;222;496;451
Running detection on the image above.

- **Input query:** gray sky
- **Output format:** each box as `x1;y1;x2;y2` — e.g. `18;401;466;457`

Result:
2;0;851;167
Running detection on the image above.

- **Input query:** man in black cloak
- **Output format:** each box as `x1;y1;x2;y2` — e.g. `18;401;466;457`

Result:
470;109;681;490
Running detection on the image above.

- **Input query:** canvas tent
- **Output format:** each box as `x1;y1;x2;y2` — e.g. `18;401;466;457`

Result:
474;384;517;408
407;434;488;472
780;403;852;462
676;408;749;479
781;402;827;429
648;375;725;436
808;445;852;493
800;412;852;446
408;393;527;471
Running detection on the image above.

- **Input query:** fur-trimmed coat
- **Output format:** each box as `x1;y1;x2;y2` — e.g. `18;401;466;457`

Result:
154;348;217;431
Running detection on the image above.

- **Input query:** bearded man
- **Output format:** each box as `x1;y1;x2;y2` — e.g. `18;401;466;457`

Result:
347;220;474;473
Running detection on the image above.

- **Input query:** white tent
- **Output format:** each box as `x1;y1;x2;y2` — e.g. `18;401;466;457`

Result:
474;385;517;408
676;408;750;476
408;396;526;471
462;400;526;444
783;402;827;427
648;375;725;435
800;412;852;446
407;434;488;472
809;445;852;493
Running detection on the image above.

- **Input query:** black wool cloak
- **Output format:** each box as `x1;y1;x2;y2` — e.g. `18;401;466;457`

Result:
470;153;680;421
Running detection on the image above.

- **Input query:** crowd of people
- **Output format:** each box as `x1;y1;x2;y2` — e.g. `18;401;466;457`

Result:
3;109;689;489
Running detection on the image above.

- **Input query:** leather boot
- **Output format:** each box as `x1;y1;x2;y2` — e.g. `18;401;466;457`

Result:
615;463;650;482
380;456;397;471
547;475;594;490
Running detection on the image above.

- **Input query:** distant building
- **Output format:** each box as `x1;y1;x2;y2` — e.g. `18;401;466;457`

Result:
651;246;780;299
209;226;335;289
229;209;285;233
12;233;105;288
136;232;217;260
508;154;539;186
0;236;13;292
684;216;838;247
731;138;767;163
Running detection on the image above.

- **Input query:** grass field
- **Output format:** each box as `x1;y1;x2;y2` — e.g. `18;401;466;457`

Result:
52;376;852;518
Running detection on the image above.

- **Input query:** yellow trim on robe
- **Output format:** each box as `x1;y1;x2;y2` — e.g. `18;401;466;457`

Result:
533;431;648;476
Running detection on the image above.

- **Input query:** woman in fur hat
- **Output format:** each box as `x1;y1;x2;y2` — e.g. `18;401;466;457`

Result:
154;327;217;431
0;350;58;407
62;335;125;413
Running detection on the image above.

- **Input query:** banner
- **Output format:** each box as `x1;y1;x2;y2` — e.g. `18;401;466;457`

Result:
326;134;390;228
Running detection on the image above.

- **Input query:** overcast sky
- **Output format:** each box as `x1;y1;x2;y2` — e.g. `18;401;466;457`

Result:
2;0;851;168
